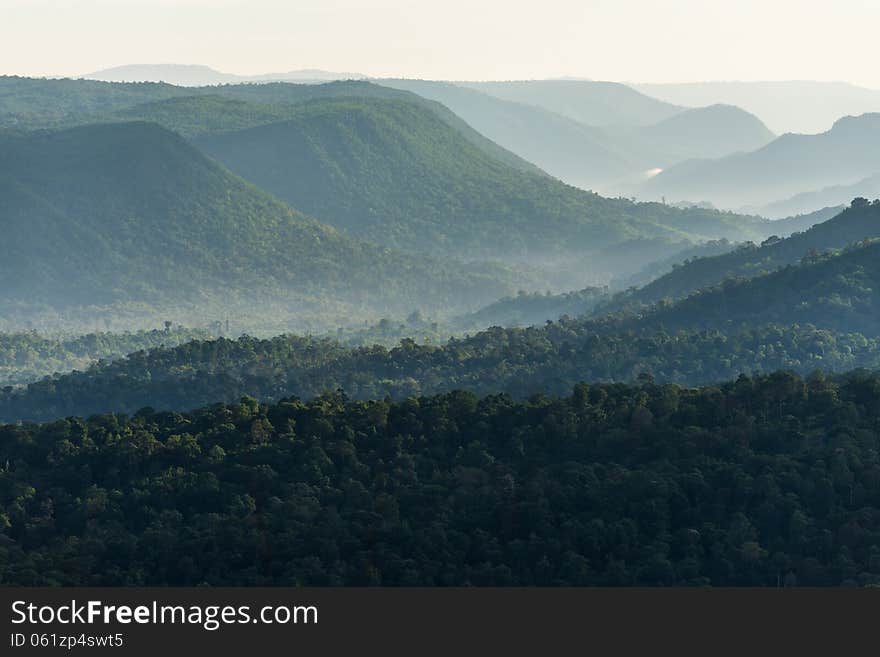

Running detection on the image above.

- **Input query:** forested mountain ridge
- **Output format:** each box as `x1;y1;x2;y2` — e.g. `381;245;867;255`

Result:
5;371;880;585
192;96;772;267
0;76;541;175
607;201;880;309
0;121;517;328
0;328;211;388
5;319;880;424
358;78;640;190
627;238;880;335
381;79;774;191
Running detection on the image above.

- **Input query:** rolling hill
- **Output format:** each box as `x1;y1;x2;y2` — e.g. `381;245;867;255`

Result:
379;79;638;189
636;236;880;336
634;80;880;135
635;113;880;209
190;96;773;277
0;76;542;175
0;121;517;330
381;79;774;192
604;200;880;309
610;104;774;167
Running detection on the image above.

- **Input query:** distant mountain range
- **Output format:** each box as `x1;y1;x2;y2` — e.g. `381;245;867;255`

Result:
633;80;880;135
632;113;880;209
756;174;880;219
381;79;774;192
83;64;366;86
457;79;683;127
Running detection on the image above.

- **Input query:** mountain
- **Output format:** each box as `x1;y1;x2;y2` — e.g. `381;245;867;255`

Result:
0;77;541;175
634;114;880;209
459;79;683;127
83;64;365;86
0;75;186;129
378;79;637;189
634;80;880;135
637;236;880;336
0;121;516;331
382;80;774;191
757;175;880;219
112;90;543;176
191;96;773;277
606;200;880;309
611;104;774;168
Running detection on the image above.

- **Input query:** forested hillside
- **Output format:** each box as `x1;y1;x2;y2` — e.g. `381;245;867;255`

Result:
195;97;771;265
0;77;541;175
0;121;517;330
608;201;880;308
382;80;774;192
453;287;607;329
5;372;880;586
0;328;211;387
378;79;638;189
5;318;880;423
636;238;880;336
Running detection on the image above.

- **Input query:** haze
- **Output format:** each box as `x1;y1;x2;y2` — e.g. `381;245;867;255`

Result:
3;0;880;88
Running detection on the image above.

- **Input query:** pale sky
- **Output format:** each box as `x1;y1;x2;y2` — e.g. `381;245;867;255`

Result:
3;0;880;88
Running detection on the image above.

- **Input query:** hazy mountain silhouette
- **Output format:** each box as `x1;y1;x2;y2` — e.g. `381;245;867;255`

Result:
756;174;880;219
634;80;880;135
634;114;880;209
83;64;365;86
459;79;683;127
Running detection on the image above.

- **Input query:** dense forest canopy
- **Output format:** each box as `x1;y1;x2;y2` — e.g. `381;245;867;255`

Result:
0;328;212;388
4;372;880;586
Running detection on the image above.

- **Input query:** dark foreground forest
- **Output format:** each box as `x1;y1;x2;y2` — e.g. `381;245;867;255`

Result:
3;370;880;586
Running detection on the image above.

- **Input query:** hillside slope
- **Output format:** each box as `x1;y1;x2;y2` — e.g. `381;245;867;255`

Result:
0;76;541;175
0;122;515;328
379;79;638;189
636;114;880;208
614;104;774;167
636;237;880;336
193;97;772;275
606;201;880;309
384;80;774;190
